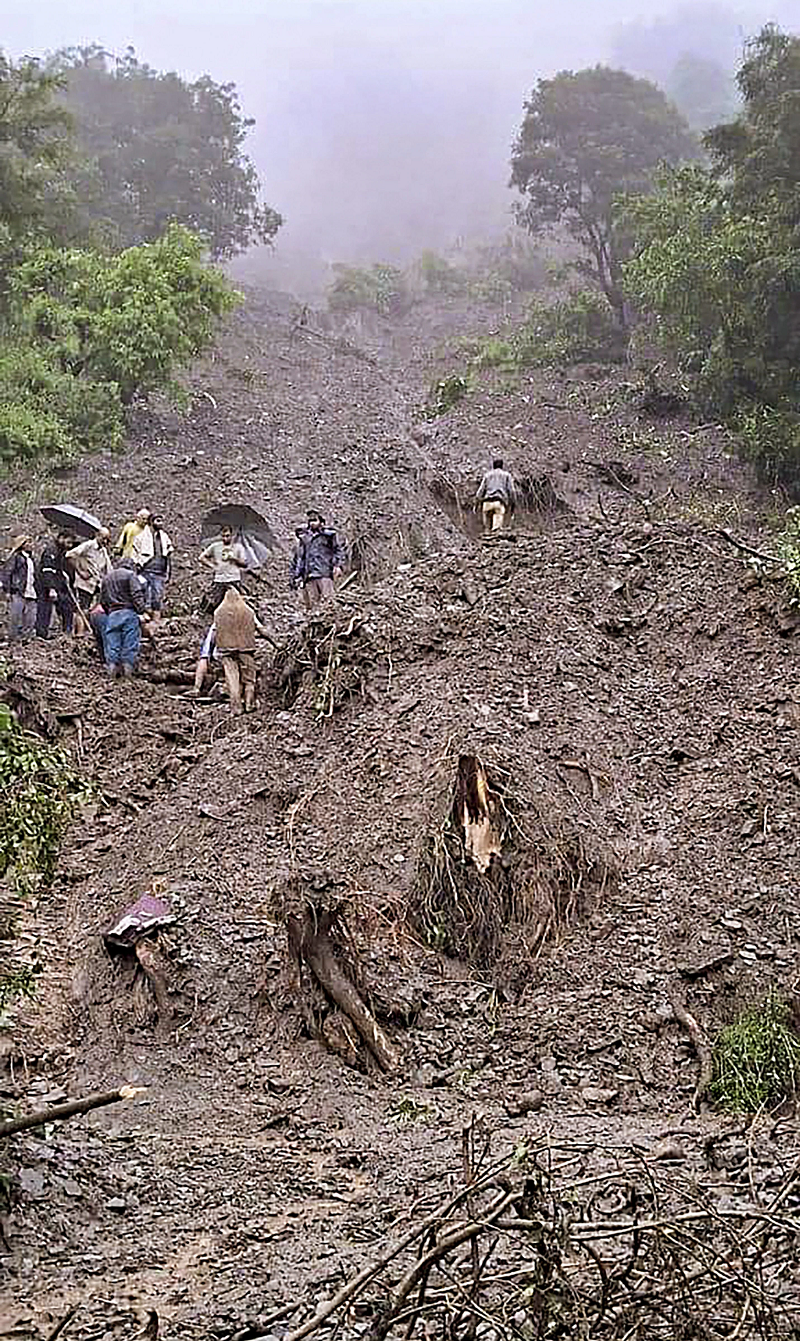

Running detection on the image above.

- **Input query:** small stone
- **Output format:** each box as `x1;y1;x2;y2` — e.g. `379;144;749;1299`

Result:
581;1086;619;1105
506;1090;543;1116
18;1168;47;1200
650;1138;686;1162
106;1197;126;1212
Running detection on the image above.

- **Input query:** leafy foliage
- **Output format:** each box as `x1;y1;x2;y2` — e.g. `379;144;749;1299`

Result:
0;702;81;896
0;227;238;464
0;52;74;255
472;291;627;371
711;994;800;1111
52;47;282;258
511;65;696;323
623;26;800;485
426;374;469;419
415;250;467;297
328;263;408;317
774;505;800;601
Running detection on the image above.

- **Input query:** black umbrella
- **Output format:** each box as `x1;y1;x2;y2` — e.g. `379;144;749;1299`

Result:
202;504;276;545
40;503;104;540
201;504;278;572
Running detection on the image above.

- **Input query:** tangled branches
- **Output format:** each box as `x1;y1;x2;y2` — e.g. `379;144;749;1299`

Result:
249;1126;800;1341
270;614;389;717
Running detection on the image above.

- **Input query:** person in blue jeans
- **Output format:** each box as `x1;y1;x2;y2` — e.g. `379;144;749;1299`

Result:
99;558;148;679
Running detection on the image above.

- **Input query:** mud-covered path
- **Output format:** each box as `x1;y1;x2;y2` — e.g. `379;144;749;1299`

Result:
3;290;800;1341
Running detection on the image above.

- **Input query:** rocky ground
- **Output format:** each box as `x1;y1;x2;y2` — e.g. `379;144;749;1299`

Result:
1;288;800;1340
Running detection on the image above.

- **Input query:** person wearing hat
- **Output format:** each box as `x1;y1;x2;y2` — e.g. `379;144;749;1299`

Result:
1;535;37;642
290;510;345;609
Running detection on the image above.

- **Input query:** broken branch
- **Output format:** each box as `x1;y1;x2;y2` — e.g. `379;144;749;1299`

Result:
0;1085;146;1139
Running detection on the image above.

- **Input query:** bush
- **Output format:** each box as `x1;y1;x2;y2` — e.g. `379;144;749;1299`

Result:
472;290;628;371
0;339;122;463
710;993;800;1111
328;262;408;318
426;373;469;418
415;250;467;297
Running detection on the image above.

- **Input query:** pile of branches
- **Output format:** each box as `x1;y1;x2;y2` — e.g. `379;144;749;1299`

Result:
242;1125;800;1341
411;752;614;972
270;613;390;716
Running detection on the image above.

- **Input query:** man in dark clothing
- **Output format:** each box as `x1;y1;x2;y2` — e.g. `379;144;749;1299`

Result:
290;511;345;609
1;536;37;641
36;533;74;637
99;558;148;678
476;458;518;533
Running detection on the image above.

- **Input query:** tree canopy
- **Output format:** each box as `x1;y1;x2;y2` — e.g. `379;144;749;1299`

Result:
623;25;800;485
510;66;696;323
52;46;282;259
0;54;74;251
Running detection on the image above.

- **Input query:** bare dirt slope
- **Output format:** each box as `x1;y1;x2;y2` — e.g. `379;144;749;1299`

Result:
2;291;800;1341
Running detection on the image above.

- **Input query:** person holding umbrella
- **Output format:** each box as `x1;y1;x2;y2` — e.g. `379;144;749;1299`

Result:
35;533;74;638
1;535;37;642
200;525;248;611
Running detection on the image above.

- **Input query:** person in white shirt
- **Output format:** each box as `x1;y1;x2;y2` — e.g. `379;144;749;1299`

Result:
130;516;174;620
67;529;113;611
199;526;248;611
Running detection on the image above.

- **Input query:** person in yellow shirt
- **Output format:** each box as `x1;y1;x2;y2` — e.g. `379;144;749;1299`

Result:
116;508;151;558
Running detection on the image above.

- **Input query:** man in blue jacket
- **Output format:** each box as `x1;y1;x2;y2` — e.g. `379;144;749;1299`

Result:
290;511;345;609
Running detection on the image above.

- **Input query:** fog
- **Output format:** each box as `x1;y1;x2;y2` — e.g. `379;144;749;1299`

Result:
5;0;798;286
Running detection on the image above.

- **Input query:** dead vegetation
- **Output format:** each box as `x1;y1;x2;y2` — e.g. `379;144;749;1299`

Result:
244;1122;800;1341
411;752;615;974
271;613;390;715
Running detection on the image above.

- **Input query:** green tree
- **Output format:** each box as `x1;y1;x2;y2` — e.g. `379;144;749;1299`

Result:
53;46;282;258
510;66;696;325
0;225;239;463
623;27;800;485
0;52;74;253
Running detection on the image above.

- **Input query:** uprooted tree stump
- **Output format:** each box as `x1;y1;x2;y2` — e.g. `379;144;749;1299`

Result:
270;615;390;715
412;752;615;976
273;873;403;1073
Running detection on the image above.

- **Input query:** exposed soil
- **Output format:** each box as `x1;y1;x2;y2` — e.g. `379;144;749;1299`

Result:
2;289;800;1341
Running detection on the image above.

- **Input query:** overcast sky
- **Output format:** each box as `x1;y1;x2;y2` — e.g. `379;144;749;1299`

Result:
4;1;796;279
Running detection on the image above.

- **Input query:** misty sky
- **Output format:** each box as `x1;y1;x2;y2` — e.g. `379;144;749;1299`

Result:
5;1;798;278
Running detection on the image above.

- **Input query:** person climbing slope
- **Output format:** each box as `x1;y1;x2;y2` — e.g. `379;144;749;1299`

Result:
290;510;345;608
475;458;517;533
212;587;270;713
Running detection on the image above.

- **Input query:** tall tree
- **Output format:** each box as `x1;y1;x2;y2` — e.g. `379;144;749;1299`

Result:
624;26;800;484
666;53;737;131
510;66;696;324
52;47;282;259
0;52;74;249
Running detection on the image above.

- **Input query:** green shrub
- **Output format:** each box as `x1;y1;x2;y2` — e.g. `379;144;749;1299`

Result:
710;994;800;1111
328;262;408;317
426;373;469;418
0;702;83;896
736;405;800;488
0;339;123;463
471;290;627;371
415;250;467;296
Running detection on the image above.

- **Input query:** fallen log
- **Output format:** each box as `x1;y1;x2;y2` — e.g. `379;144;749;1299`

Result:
0;1084;145;1139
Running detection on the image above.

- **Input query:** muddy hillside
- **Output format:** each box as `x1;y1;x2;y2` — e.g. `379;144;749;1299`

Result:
2;289;800;1341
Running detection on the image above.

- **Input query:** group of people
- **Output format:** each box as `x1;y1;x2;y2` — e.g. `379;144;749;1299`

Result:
1;504;348;712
